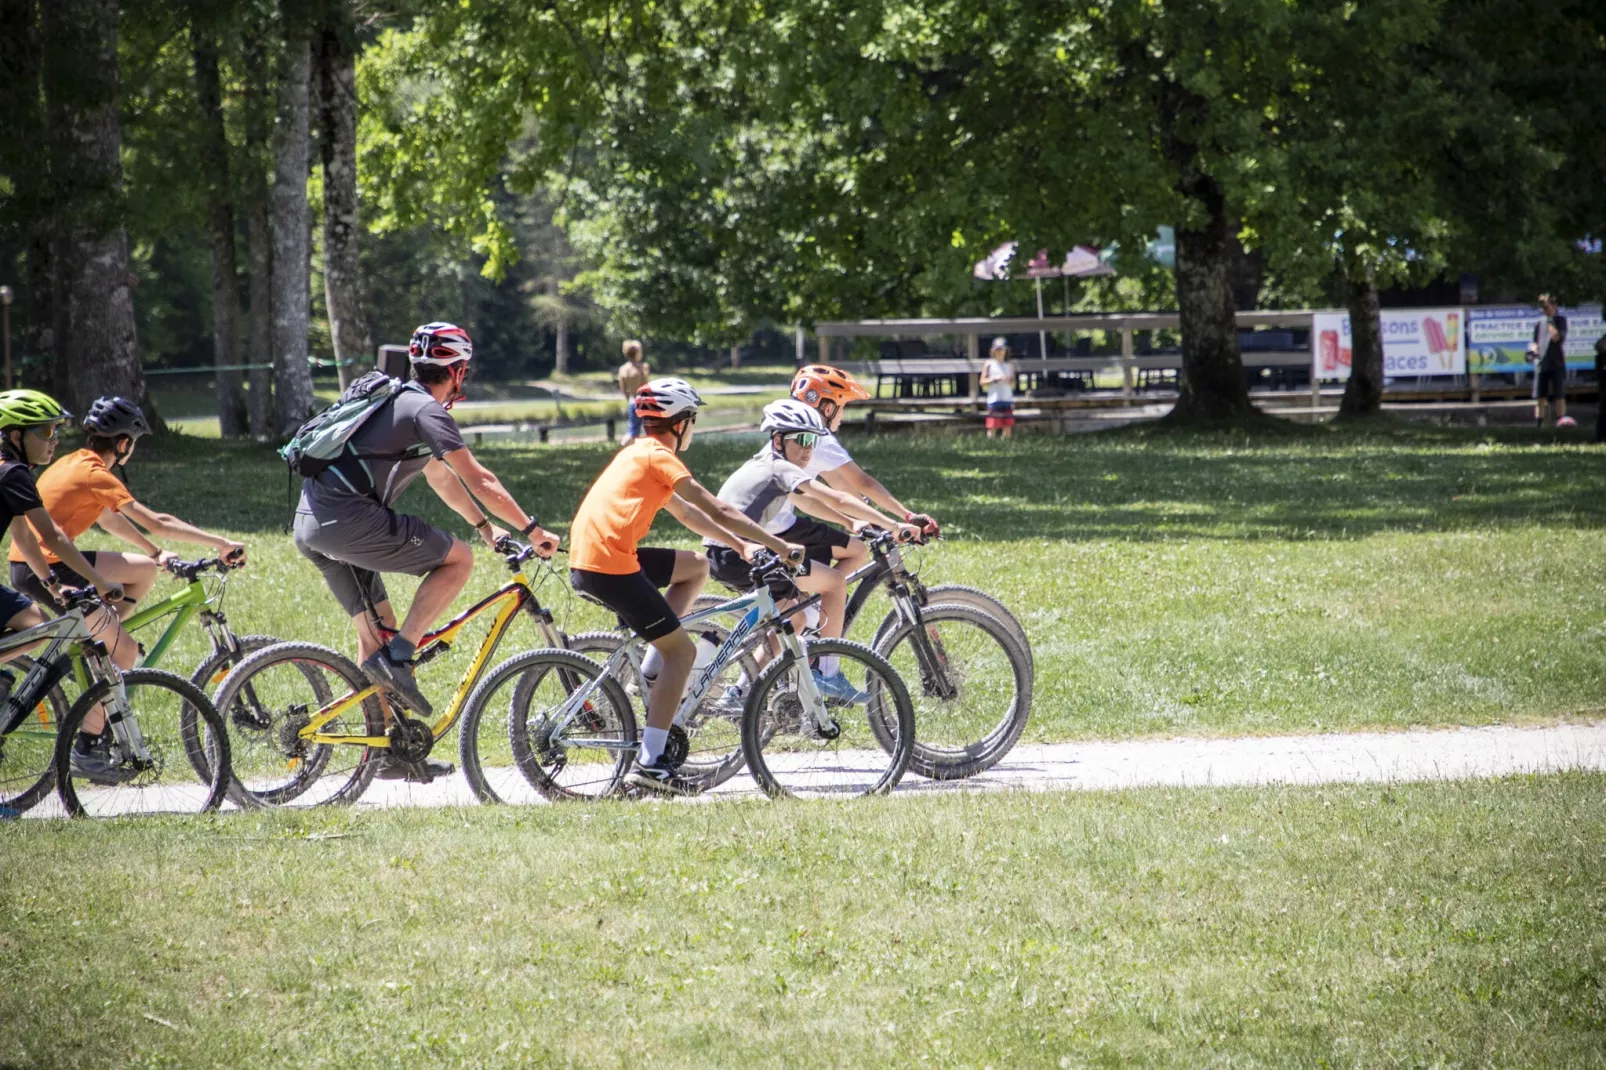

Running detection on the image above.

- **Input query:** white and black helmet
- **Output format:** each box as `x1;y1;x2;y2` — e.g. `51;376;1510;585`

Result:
760;398;828;437
633;377;704;421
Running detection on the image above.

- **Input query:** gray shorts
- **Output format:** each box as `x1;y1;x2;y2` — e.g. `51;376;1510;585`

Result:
293;494;456;617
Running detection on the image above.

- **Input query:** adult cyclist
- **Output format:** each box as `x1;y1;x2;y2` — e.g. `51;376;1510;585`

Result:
568;378;804;796
293;321;561;781
0;390;128;780
704;399;918;702
780;365;941;569
8;396;246;617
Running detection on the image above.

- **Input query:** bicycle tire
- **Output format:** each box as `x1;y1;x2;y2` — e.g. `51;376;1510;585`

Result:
908;584;1033;672
208;642;384;808
459;648;637;803
54;668;231;816
566;628;762;791
0;656;76;814
872;602;1033;780
741;637;914;799
180;634;282;783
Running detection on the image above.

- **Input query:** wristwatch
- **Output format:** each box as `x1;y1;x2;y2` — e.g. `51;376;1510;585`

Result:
519;517;542;537
473;517;492;532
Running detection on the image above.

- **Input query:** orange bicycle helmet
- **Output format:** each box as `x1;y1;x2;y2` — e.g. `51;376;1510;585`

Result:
791;365;870;410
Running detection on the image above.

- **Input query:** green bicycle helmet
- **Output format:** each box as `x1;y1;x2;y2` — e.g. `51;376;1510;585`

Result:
0;389;71;430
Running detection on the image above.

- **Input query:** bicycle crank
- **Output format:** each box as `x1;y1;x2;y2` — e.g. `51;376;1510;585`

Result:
386;713;435;764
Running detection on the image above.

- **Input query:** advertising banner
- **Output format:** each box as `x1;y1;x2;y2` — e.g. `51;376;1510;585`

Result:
1466;304;1604;374
1311;308;1466;380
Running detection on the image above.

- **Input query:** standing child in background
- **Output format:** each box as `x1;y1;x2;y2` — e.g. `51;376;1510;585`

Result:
1527;294;1568;428
980;337;1016;439
617;340;651;444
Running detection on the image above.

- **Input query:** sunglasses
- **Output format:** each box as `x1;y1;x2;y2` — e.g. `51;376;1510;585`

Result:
25;423;62;440
787;432;819;447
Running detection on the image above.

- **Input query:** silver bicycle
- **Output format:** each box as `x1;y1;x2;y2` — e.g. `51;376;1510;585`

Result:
458;553;915;801
0;586;230;817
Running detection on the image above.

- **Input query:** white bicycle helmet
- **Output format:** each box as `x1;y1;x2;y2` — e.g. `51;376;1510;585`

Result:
634;377;704;421
408;321;474;366
761;398;828;436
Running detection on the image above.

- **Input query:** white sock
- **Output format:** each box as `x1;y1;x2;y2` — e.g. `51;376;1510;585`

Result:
641;646;665;680
640;726;668;765
818;655;840;677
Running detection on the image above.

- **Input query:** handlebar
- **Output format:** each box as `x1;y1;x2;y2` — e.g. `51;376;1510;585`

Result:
857;524;934;550
55;585;115;612
747;549;803;599
494;533;563;570
164;555;243;582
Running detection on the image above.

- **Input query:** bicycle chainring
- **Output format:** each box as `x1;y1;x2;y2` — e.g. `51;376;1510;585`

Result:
386;713;435;764
662;724;690;769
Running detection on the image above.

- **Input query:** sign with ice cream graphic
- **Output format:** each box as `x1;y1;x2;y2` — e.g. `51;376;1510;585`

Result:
1310;308;1466;379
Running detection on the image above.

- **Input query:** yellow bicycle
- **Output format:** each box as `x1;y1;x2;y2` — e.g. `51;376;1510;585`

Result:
209;538;588;807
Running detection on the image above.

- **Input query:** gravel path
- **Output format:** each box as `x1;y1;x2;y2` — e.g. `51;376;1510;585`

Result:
344;720;1606;809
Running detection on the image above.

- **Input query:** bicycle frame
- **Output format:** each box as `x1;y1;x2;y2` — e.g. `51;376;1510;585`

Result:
121;577;214;669
295;571;561;750
549;582;831;748
840;537;925;634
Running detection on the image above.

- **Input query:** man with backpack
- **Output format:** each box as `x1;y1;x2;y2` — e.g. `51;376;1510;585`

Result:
291;322;560;781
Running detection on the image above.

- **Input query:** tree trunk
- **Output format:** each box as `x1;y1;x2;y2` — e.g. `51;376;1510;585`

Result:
191;25;248;438
1169;177;1254;423
318;13;369;390
40;0;154;421
242;34;274;439
1337;259;1384;419
554;319;569;375
1;0;52;387
270;22;315;436
729;343;741;370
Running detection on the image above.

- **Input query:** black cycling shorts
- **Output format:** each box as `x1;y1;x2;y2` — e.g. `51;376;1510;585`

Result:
706;546;755;592
9;552;102;615
569;546;682;641
776;516;852;566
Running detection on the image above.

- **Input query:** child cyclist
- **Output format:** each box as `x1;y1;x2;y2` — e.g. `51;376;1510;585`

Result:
8;396;246;618
567;378;804;795
776;365;941;570
703;399;920;703
0;390;130;781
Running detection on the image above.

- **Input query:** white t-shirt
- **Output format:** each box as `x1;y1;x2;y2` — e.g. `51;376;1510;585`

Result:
770;432;854;532
983;358;1015;405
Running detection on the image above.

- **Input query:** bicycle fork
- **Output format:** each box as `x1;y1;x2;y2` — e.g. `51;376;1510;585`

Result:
85;650;156;770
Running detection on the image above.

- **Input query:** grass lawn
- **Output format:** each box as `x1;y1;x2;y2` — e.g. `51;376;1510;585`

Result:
2;774;1603;1066
80;420;1606;742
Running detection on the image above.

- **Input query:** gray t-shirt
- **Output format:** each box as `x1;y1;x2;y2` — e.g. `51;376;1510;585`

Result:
704;447;811;547
303;383;467;507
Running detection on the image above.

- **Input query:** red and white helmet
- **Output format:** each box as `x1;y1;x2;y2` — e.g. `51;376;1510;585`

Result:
409;322;474;366
634;377;704;421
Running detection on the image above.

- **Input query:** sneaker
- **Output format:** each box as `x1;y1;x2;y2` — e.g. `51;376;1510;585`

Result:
703;684;746;718
625;755;701;797
69;743;137;786
813;669;871;705
374;755;454;783
362;650;434;718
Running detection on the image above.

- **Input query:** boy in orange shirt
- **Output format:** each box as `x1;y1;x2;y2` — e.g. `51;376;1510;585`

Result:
568;378;802;795
8;396;245;616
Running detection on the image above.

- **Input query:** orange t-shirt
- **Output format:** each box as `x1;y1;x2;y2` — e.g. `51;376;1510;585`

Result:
569;438;691;574
8;449;135;565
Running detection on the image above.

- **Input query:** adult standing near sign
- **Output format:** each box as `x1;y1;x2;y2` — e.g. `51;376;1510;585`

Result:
980;337;1017;439
617;340;651;444
1527;294;1567;428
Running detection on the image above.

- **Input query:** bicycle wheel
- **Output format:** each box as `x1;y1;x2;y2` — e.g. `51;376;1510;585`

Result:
873;602;1033;780
208;642;384;808
908;584;1033;672
0;656;76;815
460;648;636;803
741;637;913;799
54;669;230;816
566;628;763;792
180;634;281;783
